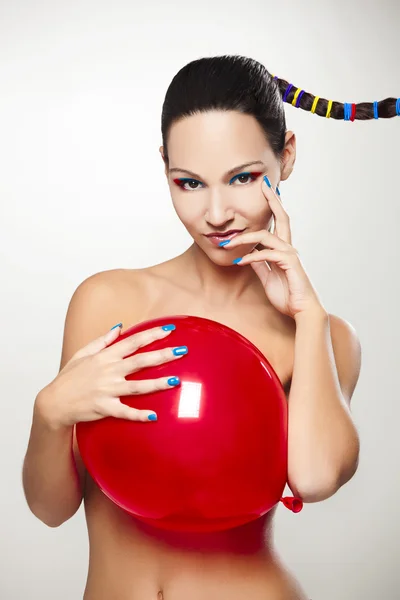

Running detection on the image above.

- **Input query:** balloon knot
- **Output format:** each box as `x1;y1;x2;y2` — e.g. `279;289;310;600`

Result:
280;496;303;513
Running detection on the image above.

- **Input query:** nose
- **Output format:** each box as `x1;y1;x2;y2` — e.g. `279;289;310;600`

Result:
204;189;234;228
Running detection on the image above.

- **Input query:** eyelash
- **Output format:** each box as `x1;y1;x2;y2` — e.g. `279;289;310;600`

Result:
172;171;263;192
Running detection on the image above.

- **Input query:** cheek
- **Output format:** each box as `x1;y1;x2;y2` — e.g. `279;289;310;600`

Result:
243;194;272;224
171;195;202;228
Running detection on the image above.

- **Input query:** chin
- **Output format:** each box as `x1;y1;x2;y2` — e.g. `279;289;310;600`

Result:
195;241;239;267
210;253;236;267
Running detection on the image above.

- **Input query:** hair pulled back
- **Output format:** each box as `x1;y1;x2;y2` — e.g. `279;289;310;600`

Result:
161;54;398;162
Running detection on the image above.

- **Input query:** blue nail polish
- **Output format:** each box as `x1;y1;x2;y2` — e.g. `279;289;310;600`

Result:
167;377;180;386
148;414;158;421
232;257;242;264
263;175;272;188
173;346;188;356
111;322;122;330
218;239;231;247
162;324;176;331
275;186;281;196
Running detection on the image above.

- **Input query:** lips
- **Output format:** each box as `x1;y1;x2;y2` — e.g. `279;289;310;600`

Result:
205;229;244;238
205;229;245;246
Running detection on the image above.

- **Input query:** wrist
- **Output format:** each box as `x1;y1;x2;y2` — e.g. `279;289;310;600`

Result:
294;305;329;324
34;386;72;432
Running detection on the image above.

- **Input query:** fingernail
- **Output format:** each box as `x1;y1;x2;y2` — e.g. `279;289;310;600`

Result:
218;239;231;247
275;186;281;196
111;322;122;330
167;377;180;386
263;175;271;188
148;414;158;421
172;346;188;356
162;324;176;331
232;257;242;264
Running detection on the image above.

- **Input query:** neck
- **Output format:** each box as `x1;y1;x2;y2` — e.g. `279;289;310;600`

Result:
176;243;267;308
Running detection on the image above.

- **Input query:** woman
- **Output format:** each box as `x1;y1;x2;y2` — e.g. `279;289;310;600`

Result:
23;55;398;599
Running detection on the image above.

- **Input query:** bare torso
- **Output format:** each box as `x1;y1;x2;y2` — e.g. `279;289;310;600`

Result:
74;257;309;600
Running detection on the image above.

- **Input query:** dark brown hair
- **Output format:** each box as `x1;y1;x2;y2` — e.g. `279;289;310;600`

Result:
161;54;398;162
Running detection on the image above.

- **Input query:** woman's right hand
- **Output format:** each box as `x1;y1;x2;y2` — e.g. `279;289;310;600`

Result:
36;323;187;429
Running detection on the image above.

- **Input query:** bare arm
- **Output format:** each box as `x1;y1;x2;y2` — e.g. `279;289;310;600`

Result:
22;271;122;527
287;309;362;502
22;397;84;527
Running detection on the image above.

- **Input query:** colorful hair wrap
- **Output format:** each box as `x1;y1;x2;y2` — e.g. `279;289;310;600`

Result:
292;88;305;108
271;73;399;120
344;103;356;121
283;83;293;103
311;96;319;113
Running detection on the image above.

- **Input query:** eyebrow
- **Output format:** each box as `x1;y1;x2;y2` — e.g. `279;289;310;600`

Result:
168;161;266;180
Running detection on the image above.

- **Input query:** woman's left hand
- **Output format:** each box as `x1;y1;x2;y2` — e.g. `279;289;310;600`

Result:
222;176;325;319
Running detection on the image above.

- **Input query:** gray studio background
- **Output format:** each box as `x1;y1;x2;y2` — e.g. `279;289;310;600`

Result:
1;0;399;598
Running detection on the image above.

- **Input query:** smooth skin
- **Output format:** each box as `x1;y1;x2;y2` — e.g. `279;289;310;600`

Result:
23;109;361;600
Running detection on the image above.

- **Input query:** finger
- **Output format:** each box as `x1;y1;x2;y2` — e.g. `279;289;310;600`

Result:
262;177;292;245
104;398;158;422
237;249;293;266
225;230;289;251
73;322;123;360
103;324;176;360
117;375;181;397
248;247;272;284
119;346;188;376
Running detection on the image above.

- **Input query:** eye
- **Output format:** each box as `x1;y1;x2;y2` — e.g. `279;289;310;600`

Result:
172;171;262;192
229;171;261;185
173;178;204;191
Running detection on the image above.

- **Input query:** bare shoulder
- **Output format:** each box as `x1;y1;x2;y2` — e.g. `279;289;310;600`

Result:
328;313;362;404
328;313;361;354
60;269;131;368
62;266;161;351
68;267;146;302
63;268;149;332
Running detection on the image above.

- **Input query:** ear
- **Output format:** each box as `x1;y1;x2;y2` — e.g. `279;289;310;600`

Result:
159;146;168;177
280;131;296;182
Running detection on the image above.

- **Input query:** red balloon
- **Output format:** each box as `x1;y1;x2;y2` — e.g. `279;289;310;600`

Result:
76;315;302;532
